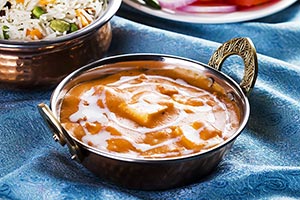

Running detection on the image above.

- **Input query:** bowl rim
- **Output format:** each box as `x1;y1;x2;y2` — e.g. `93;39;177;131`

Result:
50;53;250;163
0;0;121;49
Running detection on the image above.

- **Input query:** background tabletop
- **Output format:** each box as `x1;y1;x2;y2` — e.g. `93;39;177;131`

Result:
1;1;300;199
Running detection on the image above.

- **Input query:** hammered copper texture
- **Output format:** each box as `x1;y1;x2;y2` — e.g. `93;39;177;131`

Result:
80;141;234;190
0;23;112;89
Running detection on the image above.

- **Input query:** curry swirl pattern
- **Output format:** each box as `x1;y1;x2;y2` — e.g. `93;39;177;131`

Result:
208;37;258;95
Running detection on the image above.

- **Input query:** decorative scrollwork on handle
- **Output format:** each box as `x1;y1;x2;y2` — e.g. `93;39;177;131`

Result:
208;37;258;95
38;103;83;162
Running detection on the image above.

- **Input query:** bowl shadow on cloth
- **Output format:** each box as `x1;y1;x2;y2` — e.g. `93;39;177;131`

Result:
246;89;298;142
34;151;115;187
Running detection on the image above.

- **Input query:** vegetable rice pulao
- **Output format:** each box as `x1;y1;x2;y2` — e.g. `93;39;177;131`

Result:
0;0;106;40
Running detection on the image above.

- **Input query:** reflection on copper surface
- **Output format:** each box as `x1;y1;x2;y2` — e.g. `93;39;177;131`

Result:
0;54;18;67
0;22;112;87
0;54;18;81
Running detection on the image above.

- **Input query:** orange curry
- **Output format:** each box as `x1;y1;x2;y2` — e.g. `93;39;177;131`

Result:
60;67;240;158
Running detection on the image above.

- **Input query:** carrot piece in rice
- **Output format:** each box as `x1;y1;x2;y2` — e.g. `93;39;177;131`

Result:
26;29;43;40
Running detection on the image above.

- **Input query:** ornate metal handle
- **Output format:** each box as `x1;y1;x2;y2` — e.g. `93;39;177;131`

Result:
208;37;258;95
38;103;83;162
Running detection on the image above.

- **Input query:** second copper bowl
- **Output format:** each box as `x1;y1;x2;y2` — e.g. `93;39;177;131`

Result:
0;0;121;88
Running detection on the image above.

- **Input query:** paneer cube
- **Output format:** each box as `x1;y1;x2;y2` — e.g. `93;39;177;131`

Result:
119;101;169;127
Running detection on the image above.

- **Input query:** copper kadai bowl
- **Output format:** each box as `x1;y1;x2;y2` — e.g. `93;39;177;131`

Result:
0;0;121;88
38;38;258;190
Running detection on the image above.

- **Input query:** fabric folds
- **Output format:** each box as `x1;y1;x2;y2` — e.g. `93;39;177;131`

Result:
1;3;300;199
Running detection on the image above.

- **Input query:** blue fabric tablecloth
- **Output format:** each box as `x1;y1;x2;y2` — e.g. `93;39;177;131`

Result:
1;1;300;199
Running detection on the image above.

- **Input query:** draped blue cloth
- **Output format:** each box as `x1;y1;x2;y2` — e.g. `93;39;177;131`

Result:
1;2;300;199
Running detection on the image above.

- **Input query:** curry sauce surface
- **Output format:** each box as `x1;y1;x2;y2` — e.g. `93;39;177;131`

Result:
60;69;240;158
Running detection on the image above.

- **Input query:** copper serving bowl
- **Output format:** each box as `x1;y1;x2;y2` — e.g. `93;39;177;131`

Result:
38;38;258;190
0;0;121;88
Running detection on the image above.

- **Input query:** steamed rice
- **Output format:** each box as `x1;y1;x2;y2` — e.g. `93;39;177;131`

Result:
0;0;106;41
